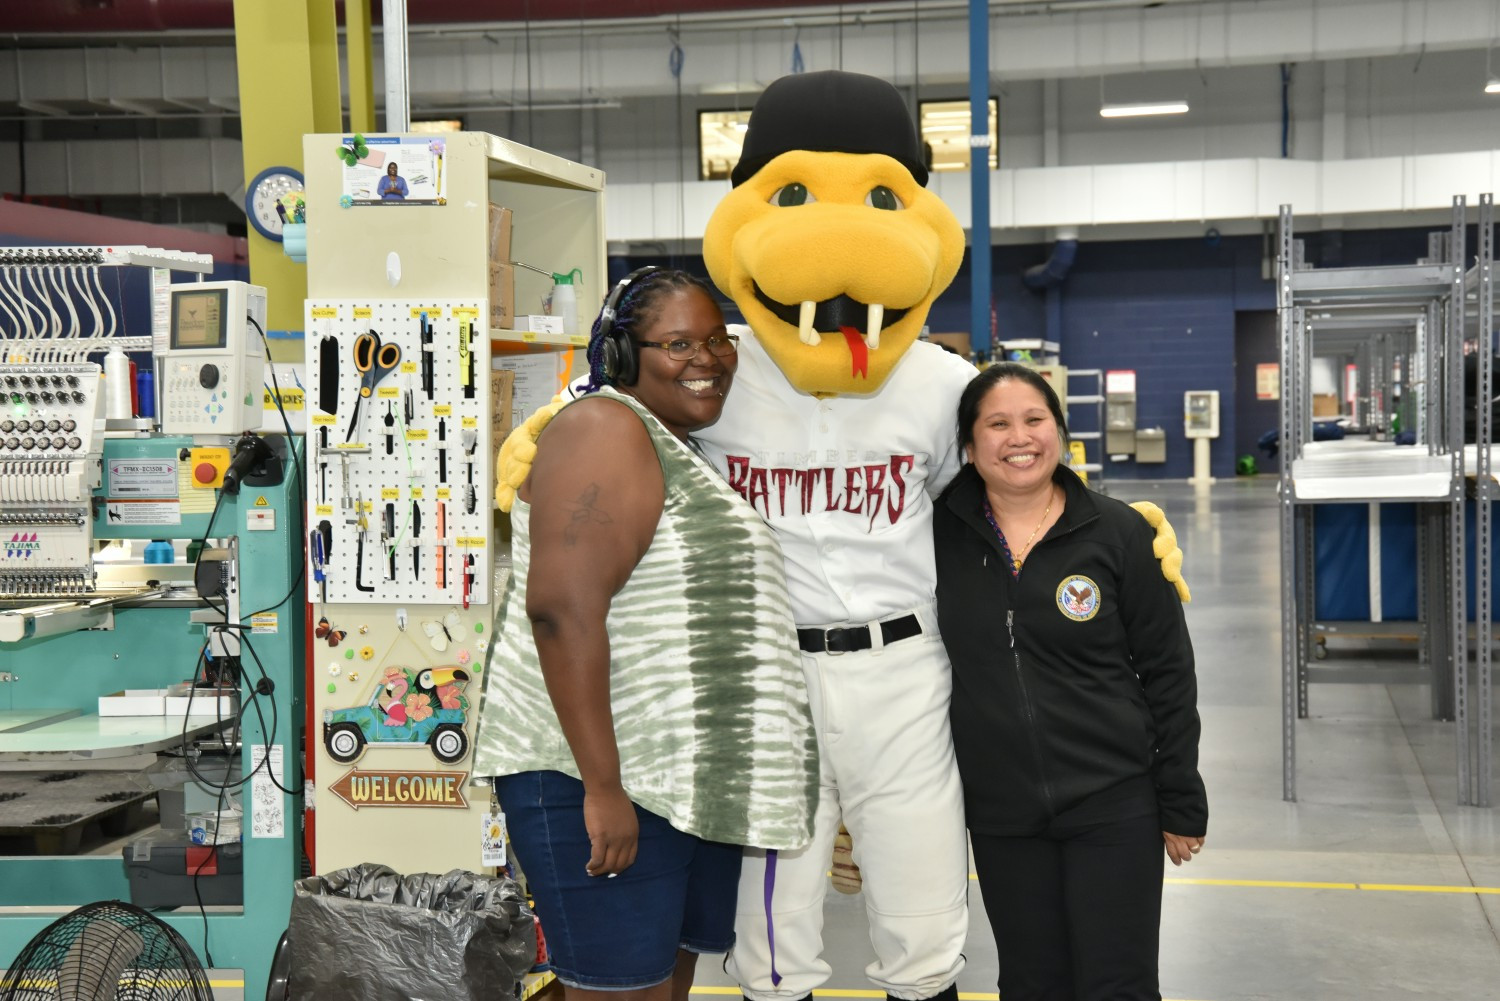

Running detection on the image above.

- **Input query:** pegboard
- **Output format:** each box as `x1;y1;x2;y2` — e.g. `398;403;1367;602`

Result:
304;299;490;606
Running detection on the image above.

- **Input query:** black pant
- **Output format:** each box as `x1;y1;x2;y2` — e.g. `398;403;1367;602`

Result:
970;810;1163;1001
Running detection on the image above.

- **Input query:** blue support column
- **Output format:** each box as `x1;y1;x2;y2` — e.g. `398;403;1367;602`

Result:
969;0;992;357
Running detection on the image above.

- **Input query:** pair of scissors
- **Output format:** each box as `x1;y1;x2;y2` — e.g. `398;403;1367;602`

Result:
345;330;402;440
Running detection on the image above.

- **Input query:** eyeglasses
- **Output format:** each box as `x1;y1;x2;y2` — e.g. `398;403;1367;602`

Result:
632;333;739;361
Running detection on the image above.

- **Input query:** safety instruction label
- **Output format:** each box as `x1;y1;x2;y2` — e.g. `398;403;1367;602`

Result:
250;744;286;838
250;612;278;634
108;459;178;497
104;499;181;525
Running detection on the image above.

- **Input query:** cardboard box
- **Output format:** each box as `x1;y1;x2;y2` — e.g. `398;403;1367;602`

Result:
490;262;515;330
491;369;516;445
925;333;973;357
488;204;513;268
1312;393;1341;417
99;690;167;716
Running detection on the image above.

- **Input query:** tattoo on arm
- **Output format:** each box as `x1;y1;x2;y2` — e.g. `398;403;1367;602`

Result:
562;483;614;546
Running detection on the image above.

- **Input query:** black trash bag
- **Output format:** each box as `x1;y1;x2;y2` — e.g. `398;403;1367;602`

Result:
288;864;537;1001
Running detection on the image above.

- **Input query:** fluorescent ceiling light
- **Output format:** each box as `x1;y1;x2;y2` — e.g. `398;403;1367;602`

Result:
1100;101;1190;118
1487;78;1500;94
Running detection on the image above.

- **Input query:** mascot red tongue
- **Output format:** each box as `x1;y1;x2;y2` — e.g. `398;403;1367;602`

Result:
696;70;974;1001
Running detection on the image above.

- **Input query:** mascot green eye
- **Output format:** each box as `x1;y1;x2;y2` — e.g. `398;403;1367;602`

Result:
866;186;903;211
771;183;814;207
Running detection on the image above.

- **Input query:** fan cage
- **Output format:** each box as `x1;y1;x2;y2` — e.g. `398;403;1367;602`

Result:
0;900;213;1001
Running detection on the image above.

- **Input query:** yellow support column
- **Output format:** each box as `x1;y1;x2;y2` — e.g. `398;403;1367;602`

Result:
346;0;376;134
233;0;342;359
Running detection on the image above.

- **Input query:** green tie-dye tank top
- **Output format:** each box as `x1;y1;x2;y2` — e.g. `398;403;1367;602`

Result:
473;389;817;850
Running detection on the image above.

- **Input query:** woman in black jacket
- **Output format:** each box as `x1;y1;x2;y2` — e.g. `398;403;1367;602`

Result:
933;363;1207;1001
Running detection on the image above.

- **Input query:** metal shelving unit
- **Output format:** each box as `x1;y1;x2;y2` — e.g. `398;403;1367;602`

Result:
1067;368;1106;493
1277;197;1493;807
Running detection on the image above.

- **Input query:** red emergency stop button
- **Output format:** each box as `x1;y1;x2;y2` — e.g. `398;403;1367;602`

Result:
195;462;218;484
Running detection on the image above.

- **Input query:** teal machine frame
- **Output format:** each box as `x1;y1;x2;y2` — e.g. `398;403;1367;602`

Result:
0;434;304;1001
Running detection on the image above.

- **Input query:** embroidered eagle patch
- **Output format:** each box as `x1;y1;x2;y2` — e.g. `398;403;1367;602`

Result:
1056;575;1101;621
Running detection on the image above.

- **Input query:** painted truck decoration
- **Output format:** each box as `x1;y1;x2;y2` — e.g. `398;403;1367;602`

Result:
323;664;472;765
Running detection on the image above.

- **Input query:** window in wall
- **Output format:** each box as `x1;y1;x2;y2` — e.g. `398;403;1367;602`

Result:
699;109;751;181
919;99;998;172
409;119;464;134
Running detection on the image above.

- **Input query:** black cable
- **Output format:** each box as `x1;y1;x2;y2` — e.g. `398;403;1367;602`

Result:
245;311;308;619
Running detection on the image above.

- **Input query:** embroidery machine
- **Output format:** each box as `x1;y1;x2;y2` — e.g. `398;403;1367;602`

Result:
0;250;303;1001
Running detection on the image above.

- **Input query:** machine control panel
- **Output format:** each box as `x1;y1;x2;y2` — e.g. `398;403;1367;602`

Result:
160;281;267;435
0;362;103;594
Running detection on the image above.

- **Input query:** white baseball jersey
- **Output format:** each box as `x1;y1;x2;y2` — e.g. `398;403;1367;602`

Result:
696;323;976;626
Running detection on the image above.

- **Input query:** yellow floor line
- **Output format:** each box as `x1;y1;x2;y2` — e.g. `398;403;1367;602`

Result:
690;991;1208;1001
1162;876;1500;894
963;872;1500;894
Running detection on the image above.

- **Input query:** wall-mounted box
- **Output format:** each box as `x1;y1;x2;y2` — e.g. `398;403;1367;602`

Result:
1136;427;1167;463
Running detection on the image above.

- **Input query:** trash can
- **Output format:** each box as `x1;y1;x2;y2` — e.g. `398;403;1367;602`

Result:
288;864;537;1001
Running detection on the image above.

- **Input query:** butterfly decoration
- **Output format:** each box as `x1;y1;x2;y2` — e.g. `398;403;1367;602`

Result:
314;615;348;648
422;610;463;652
336;133;370;167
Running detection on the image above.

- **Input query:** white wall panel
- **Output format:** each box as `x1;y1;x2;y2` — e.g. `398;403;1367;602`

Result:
1410;150;1499;206
1094;163;1176;224
1200;160;1260;221
1321;156;1404;214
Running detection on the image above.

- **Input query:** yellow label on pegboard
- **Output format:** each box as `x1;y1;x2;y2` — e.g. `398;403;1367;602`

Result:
310;307;338;318
354;307;372;318
263;388;305;411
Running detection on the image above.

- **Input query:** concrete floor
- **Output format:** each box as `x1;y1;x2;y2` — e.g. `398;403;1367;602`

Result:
691;477;1500;1001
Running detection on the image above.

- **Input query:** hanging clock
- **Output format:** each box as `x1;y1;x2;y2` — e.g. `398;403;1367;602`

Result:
244;166;305;242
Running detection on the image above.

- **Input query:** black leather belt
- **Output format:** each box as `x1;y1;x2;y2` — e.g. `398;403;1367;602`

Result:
797;613;922;654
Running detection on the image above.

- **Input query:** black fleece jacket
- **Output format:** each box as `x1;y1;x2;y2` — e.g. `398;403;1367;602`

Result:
933;463;1207;838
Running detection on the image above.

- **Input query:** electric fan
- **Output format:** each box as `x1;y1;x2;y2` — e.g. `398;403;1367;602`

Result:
0;900;213;1001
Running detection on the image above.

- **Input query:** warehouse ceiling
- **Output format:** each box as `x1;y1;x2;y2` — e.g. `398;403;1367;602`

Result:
0;0;1210;41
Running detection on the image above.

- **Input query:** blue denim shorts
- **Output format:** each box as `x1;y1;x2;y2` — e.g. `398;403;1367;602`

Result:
494;770;743;990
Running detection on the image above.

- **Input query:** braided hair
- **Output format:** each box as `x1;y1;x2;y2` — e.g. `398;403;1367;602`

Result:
583;268;720;392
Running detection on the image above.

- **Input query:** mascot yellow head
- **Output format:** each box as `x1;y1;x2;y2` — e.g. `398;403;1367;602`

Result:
703;70;966;397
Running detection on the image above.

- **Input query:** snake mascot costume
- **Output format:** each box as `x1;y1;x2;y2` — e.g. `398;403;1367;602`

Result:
498;70;1189;1001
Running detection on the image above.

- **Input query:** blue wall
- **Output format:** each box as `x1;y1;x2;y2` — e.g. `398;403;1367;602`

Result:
628;222;1455;480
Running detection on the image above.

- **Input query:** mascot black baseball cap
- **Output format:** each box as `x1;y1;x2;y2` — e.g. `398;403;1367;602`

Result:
730;70;930;188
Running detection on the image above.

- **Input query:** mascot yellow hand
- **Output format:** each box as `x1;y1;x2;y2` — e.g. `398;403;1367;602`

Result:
1129;501;1191;603
494;394;568;513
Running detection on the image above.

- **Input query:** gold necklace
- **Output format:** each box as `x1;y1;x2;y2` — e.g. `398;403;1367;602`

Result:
1011;490;1054;571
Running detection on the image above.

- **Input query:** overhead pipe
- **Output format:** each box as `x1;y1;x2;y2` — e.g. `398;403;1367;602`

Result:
1022;229;1079;291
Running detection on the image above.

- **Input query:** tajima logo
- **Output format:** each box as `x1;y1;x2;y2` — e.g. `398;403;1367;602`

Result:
5;533;40;559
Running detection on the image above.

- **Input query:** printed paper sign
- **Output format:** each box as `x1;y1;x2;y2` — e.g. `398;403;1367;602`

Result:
341;136;446;206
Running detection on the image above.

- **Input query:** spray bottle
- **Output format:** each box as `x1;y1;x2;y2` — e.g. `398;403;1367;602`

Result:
550;268;582;337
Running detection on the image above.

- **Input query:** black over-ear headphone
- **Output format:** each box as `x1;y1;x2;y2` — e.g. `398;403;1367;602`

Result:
599;266;661;387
